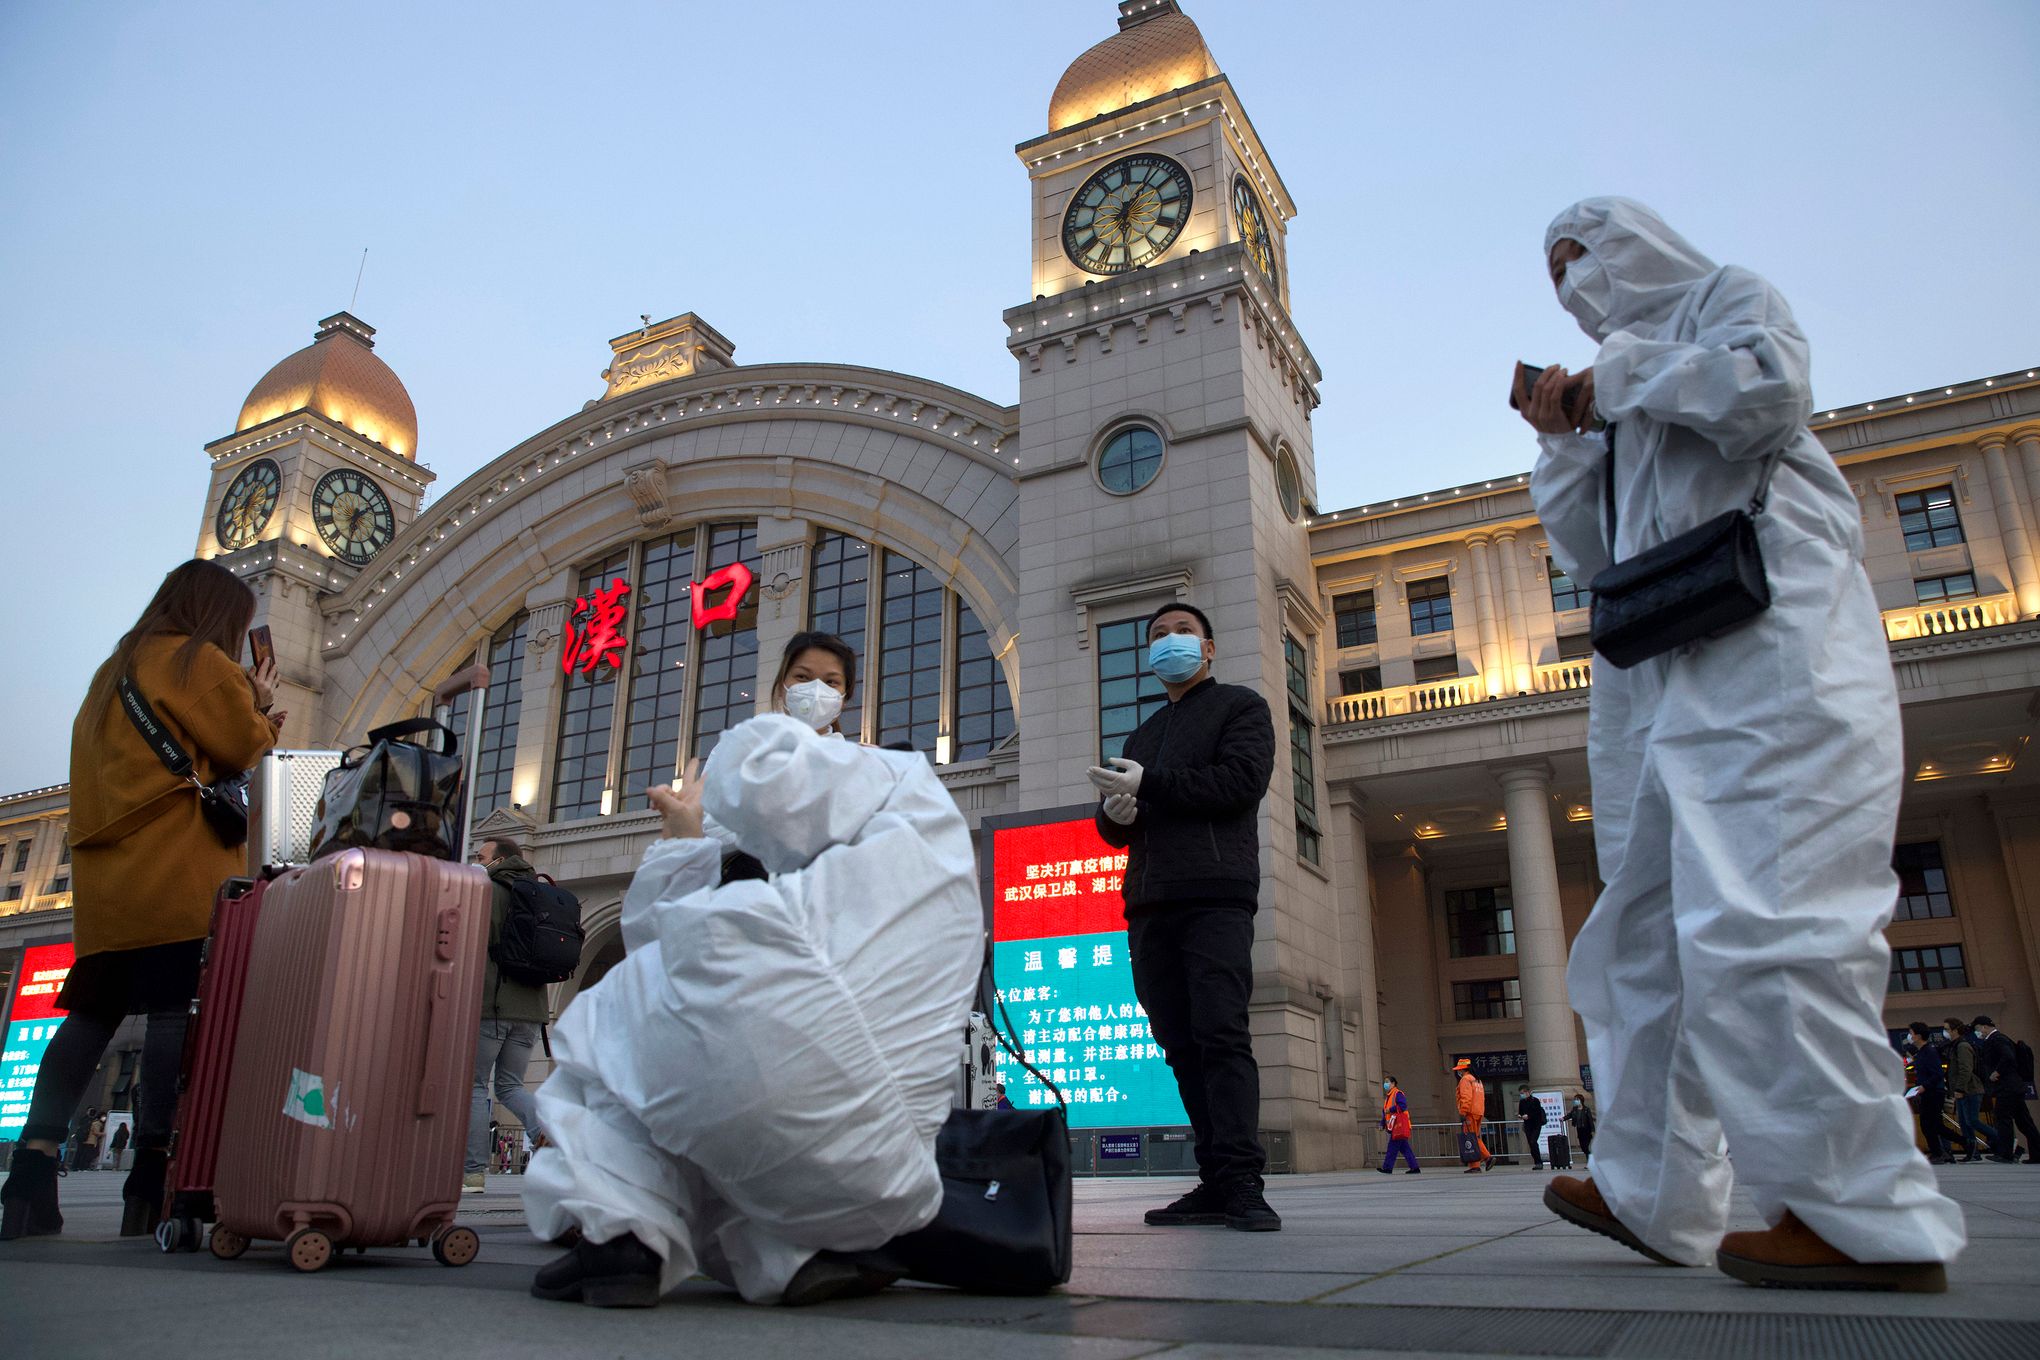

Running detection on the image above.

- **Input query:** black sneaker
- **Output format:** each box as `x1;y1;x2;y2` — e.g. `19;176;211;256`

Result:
1224;1182;1282;1233
782;1250;900;1306
0;1148;63;1241
1144;1181;1228;1226
531;1232;663;1307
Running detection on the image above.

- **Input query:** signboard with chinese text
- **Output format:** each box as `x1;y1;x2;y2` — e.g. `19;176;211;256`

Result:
985;810;1189;1130
1;942;75;1138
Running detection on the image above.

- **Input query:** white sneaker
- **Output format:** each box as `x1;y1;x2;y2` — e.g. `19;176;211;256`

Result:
462;1173;486;1194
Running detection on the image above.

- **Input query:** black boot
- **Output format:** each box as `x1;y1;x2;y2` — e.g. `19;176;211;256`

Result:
1;1148;64;1240
119;1147;168;1238
531;1232;663;1307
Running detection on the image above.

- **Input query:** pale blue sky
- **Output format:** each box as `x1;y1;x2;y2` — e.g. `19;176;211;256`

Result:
2;1;2034;791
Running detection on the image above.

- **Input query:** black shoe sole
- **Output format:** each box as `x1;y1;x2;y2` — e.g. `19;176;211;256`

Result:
530;1273;662;1307
1144;1211;1228;1226
782;1255;900;1307
1542;1184;1682;1267
1226;1214;1282;1232
1715;1249;1947;1293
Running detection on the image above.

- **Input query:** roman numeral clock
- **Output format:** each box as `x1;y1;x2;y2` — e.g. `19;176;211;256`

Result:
312;467;396;566
1061;152;1193;275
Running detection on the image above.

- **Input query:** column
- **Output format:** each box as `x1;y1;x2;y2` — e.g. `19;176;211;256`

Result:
1494;529;1534;695
509;573;575;817
750;517;813;715
1464;535;1505;699
1329;789;1383;1154
1497;762;1582;1094
1980;434;2040;618
2012;427;2040;612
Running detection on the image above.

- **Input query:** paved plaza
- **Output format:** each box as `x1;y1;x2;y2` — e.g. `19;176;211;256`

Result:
5;1162;2037;1358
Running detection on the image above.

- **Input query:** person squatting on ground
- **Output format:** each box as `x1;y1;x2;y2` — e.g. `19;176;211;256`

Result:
1971;1016;2039;1164
1453;1060;1492;1173
1524;197;1965;1291
464;836;553;1194
1090;603;1282;1233
0;561;280;1242
519;714;982;1307
1378;1076;1420;1174
1519;1086;1549;1171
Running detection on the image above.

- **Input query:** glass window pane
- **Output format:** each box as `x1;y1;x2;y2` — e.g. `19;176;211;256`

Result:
807;531;870;742
691;522;762;766
1097;615;1171;764
551;550;631;820
876;552;945;756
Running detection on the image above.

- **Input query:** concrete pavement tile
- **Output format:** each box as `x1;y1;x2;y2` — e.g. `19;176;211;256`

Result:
1066;1264;1367;1301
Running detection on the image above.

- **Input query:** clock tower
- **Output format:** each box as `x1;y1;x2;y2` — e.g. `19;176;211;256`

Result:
197;311;433;744
1010;4;1364;1167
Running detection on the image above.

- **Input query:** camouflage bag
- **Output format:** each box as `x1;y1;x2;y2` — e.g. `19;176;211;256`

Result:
308;718;464;860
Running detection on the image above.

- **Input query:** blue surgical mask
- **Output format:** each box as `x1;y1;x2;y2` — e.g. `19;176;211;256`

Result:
1149;633;1206;683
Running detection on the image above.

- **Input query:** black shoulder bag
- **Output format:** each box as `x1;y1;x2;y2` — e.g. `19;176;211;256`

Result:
1587;423;1783;669
116;675;250;849
853;940;1074;1294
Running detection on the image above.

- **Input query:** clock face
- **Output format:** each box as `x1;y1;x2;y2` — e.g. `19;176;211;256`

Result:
1061;153;1194;276
312;468;396;566
215;459;280;551
1232;175;1276;285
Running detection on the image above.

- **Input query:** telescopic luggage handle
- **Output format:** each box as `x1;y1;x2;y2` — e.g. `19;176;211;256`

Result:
431;663;491;708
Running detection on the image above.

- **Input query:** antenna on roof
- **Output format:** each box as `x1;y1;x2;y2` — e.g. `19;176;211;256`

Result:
349;248;369;310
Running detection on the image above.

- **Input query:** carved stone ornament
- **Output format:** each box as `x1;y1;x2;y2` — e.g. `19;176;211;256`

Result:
624;460;673;528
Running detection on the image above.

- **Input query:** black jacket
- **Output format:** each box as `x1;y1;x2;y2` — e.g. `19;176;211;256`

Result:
1095;678;1275;912
1565;1104;1595;1138
1912;1040;1947;1097
1518;1095;1546;1129
1977;1030;2021;1094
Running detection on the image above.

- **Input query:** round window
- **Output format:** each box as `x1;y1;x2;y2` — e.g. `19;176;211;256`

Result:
1275;448;1303;521
1098;425;1165;495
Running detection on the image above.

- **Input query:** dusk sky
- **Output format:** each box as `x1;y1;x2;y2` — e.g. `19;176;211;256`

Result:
2;0;2034;791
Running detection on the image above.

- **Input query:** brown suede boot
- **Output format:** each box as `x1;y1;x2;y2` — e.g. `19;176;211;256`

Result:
1542;1175;1682;1266
1716;1212;1947;1293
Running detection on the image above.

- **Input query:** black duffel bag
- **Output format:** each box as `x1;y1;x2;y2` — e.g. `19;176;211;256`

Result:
855;952;1072;1294
309;718;465;860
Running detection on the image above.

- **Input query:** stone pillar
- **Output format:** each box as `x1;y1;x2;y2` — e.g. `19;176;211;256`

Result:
1494;529;1534;694
750;517;813;714
1980;434;2040;618
510;573;575;817
1328;788;1383;1153
1497;763;1581;1093
2012;427;2040;607
1465;535;1506;699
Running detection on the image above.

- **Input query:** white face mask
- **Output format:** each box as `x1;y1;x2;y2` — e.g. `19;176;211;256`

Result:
1556;249;1613;335
782;678;844;731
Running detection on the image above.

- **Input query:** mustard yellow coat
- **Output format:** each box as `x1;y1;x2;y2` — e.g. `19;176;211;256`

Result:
68;635;276;957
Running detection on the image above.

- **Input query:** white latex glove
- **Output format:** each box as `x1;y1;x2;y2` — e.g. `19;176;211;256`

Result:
1086;758;1143;799
1102;793;1138;826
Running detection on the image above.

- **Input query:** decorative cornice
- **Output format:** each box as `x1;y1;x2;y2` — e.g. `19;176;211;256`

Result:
623;458;673;529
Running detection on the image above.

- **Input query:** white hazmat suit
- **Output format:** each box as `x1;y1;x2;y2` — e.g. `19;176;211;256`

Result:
1531;198;1965;1267
521;714;983;1300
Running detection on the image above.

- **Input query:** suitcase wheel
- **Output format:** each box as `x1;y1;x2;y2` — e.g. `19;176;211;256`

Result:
155;1216;204;1254
208;1227;249;1261
431;1224;480;1267
287;1227;334;1273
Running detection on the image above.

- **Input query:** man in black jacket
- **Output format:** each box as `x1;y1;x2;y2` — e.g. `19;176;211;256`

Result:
1518;1086;1549;1170
1091;603;1279;1232
1972;1016;2037;1164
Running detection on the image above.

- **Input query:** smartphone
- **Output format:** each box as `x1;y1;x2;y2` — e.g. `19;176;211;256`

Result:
1510;360;1601;429
248;625;275;671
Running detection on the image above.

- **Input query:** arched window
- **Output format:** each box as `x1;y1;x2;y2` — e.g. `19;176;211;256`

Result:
954;602;1014;761
807;530;871;742
552;551;630;821
690;522;762;766
472;614;527;818
877;551;944;754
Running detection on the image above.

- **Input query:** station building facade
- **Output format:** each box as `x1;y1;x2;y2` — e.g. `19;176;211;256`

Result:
6;1;2039;1168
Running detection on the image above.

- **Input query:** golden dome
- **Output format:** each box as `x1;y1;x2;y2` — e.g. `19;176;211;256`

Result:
1048;8;1219;132
237;312;417;459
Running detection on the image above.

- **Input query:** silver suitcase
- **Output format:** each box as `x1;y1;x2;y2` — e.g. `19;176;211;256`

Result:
248;748;344;872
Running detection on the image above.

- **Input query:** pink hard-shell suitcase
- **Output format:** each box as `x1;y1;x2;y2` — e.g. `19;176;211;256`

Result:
206;847;491;1271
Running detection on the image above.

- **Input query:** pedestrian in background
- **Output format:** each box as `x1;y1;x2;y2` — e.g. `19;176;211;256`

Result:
1454;1060;1491;1173
74;1110;105;1172
1945;1018;1985;1162
0;560;279;1242
1565;1093;1596;1160
1523;198;1964;1291
1518;1086;1548;1171
465;836;554;1195
1378;1075;1419;1174
1906;1023;1949;1165
1091;603;1280;1233
108;1120;130;1172
1972;1017;2038;1164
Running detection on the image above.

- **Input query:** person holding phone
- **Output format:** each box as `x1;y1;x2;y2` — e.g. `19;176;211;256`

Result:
1;561;282;1242
1520;198;1963;1291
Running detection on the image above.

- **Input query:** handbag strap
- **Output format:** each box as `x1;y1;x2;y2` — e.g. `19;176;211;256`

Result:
1601;420;1786;550
983;936;1067;1112
366;717;459;755
117;675;199;783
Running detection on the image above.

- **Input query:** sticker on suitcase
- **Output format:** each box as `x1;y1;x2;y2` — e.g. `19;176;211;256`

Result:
283;1068;331;1129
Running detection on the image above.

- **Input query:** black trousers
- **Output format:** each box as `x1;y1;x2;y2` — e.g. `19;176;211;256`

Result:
20;1008;186;1151
1127;902;1264;1188
1523;1120;1544;1167
1914;1091;1948;1159
1990;1089;2039;1160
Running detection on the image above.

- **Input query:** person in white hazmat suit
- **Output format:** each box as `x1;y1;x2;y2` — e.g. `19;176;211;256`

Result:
1522;198;1965;1292
522;713;983;1307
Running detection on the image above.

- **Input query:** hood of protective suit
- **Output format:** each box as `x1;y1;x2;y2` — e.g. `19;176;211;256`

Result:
699;713;906;875
1545;198;1718;342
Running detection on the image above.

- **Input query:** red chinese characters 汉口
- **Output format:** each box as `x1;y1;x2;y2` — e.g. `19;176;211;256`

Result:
562;577;632;676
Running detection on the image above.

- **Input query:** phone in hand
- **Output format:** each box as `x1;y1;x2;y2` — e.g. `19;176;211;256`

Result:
1510;361;1600;429
248;625;275;671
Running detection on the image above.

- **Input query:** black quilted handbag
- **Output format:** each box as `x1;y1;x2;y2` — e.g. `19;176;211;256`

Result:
1588;424;1782;669
308;718;465;860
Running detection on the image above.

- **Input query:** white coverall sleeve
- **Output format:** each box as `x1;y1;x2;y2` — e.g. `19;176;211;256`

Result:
1531;430;1614;582
1591;266;1814;463
618;837;722;953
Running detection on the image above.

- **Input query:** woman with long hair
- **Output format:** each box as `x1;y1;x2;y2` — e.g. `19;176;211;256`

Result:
1;560;280;1240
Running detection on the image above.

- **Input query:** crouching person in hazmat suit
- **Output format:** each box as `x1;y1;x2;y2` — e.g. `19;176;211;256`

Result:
1523;198;1965;1292
521;713;983;1307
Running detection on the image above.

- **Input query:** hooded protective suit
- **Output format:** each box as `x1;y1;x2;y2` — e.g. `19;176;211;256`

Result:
1531;198;1965;1267
521;714;983;1300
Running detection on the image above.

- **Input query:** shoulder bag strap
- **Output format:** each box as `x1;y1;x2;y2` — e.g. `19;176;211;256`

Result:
983;935;1067;1112
117;675;195;779
1603;422;1787;533
1748;448;1785;517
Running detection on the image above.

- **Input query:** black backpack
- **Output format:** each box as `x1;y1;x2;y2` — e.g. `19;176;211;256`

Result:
2018;1039;2036;1087
491;873;585;986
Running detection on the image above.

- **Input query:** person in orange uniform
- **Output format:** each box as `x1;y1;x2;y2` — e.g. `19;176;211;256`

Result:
1454;1059;1493;1172
1378;1076;1420;1174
